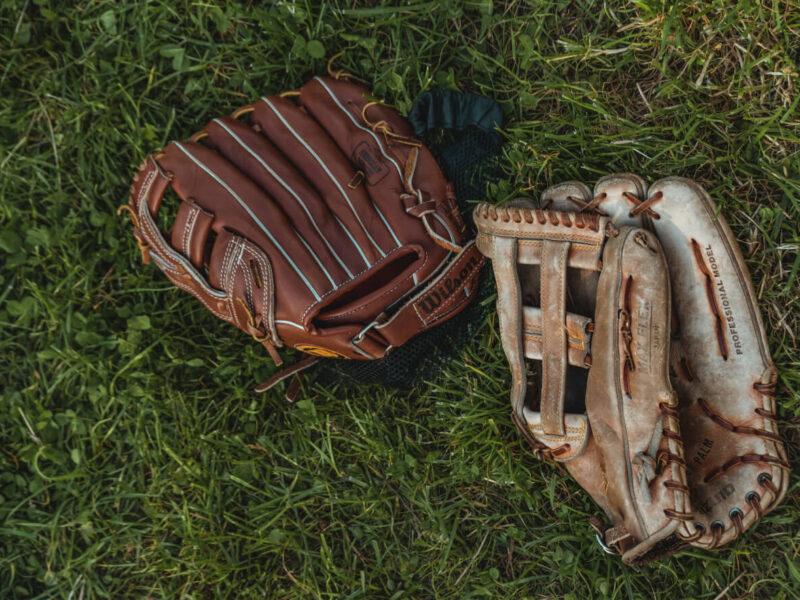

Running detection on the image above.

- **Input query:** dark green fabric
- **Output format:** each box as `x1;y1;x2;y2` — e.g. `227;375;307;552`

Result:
408;88;503;138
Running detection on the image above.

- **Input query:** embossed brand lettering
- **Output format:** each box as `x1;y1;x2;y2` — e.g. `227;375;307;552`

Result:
351;141;390;185
706;244;744;355
419;256;478;315
635;300;653;373
692;437;714;468
696;483;736;514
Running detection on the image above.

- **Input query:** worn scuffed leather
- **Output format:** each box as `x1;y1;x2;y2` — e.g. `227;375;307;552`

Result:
122;75;483;363
474;197;694;565
545;174;789;549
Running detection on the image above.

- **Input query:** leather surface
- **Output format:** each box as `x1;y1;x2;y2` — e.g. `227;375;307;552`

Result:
545;174;789;549
522;307;592;366
474;195;693;564
124;76;482;361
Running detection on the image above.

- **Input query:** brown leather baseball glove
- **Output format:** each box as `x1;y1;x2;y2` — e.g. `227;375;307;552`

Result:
543;174;789;550
474;199;695;565
119;73;483;380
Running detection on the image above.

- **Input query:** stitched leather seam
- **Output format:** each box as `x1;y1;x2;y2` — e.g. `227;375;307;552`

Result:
516;240;598;252
610;229;650;537
135;169;225;302
529;425;585;435
479;229;603;245
479;231;604;250
221;236;239;319
242;243;278;342
375;245;479;333
259;96;388;258
417;285;476;327
411;249;480;325
524;330;585;346
182;205;199;257
170;275;229;319
230;240;246;321
211;116;358;277
239;241;253;316
136;168;157;209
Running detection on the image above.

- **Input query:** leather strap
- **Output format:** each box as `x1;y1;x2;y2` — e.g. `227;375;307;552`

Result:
490;237;527;423
254;355;318;395
372;241;484;350
522;307;592;367
540;240;569;436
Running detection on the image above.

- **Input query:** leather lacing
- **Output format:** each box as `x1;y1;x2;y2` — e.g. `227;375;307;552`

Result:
556;184;787;549
326;52;370;86
235;297;283;365
746;491;763;517
657;394;697;536
118;157;174;264
754;380;777;396
596;392;698;552
690;239;729;360
564;190;663;222
359;103;462;254
697;393;789;545
510;411;570;460
623;190;662;220
692;393;788;547
730;508;745;536
702;505;750;546
566;192;608;214
704;453;789;482
475;203;601;231
361;101;423;149
619;276;635;397
698;398;783;446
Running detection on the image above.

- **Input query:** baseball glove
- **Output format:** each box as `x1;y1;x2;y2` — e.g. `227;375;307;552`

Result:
543;174;789;550
119;74;484;379
474;199;695;565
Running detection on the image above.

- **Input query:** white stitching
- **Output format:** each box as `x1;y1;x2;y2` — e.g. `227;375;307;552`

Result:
246;244;277;342
136;176;226;299
170;276;229;320
313;77;404;180
300;245;426;322
322;250;430;322
313;77;404;248
294;227;337;289
224;236;240;319
136;169;156;208
259;97;387;259
182;205;199;257
213;117;360;276
173;141;323;301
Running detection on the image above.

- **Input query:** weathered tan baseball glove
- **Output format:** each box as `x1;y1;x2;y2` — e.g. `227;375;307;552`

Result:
543;174;789;550
474;199;695;565
119;73;483;378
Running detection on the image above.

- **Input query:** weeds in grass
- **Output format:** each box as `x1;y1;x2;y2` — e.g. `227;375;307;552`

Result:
1;1;798;598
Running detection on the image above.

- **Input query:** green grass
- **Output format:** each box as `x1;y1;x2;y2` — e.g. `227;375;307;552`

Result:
1;0;799;598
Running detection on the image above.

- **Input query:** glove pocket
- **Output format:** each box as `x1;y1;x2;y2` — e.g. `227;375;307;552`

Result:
588;226;695;564
312;244;424;326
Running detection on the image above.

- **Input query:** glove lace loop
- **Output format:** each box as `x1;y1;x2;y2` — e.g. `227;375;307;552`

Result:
235;297;283;365
624;190;663;219
326;52;369;84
